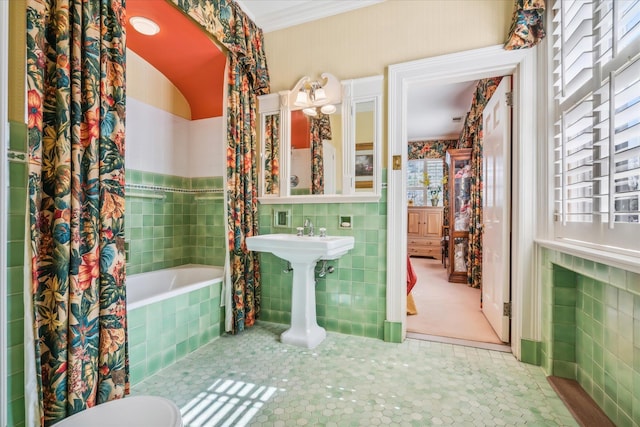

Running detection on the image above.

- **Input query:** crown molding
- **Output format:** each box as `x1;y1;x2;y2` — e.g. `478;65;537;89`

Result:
235;0;385;33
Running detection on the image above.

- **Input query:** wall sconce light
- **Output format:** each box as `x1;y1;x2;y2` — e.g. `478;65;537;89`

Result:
291;73;341;117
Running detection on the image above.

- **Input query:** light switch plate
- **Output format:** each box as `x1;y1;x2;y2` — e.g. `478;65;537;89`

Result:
273;209;291;228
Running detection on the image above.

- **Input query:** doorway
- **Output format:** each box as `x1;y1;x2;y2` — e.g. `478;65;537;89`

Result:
407;256;504;345
386;44;539;360
403;77;510;347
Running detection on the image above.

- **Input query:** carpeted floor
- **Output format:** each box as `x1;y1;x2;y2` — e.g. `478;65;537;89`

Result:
406;256;504;345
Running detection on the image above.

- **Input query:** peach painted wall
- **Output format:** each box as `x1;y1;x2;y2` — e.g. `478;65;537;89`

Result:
127;50;192;120
263;0;513;92
263;0;513;163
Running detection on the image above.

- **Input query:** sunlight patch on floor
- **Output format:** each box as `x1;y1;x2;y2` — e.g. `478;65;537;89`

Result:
180;379;279;426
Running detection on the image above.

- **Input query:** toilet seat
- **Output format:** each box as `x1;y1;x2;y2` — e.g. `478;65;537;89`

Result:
51;395;183;427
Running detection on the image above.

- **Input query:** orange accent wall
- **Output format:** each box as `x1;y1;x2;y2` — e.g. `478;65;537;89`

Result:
126;0;226;119
291;110;310;149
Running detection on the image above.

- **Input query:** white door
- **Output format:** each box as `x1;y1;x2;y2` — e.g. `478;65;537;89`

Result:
481;76;511;343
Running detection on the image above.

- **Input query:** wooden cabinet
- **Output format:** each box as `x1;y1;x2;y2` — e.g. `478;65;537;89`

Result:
446;148;472;283
407;206;443;259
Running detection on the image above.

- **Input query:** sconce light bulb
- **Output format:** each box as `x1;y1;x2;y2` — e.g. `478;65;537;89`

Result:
320;104;336;115
294;90;309;107
314;87;327;102
302;107;318;117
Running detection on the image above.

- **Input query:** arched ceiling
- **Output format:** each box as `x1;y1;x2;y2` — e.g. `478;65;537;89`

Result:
126;0;226;120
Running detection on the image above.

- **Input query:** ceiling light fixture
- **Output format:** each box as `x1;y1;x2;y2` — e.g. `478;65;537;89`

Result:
130;16;160;36
291;73;341;117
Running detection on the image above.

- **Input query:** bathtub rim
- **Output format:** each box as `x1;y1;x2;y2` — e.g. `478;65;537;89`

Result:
127;264;224;311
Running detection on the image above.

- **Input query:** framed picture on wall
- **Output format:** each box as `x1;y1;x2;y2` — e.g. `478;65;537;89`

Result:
355;142;374;188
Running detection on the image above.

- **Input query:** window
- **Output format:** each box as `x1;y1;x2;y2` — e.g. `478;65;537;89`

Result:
407;159;444;206
552;0;640;254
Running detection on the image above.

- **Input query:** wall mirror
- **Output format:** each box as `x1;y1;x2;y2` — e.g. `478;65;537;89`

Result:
258;74;383;203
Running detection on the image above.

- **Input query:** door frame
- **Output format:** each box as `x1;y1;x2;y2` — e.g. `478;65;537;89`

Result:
386;44;539;360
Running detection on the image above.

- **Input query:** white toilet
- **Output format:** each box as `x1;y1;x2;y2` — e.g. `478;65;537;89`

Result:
51;395;183;427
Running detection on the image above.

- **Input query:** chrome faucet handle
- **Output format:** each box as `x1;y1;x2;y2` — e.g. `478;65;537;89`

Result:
296;227;304;237
304;218;314;236
319;227;327;238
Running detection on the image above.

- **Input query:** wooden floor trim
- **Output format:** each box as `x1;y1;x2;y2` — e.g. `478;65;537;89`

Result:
547;376;615;427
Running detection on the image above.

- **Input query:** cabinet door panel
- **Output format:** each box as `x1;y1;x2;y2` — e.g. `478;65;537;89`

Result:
407;209;422;236
424;211;442;237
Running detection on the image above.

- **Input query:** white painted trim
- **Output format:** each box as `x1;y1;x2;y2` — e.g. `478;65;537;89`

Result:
536;239;640;275
0;1;9;424
258;195;381;205
235;0;385;33
510;47;538;356
387;44;538;359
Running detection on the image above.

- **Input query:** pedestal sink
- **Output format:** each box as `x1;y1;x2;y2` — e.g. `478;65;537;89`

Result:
246;233;355;348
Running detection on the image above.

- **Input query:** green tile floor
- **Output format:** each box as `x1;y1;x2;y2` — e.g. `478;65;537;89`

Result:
132;322;578;426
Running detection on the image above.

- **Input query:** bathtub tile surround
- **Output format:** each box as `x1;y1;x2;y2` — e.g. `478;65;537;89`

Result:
128;279;222;385
257;195;387;340
125;169;226;274
537;248;640;426
132;321;577;426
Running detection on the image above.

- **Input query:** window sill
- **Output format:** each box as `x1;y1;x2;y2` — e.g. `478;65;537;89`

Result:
535;238;640;275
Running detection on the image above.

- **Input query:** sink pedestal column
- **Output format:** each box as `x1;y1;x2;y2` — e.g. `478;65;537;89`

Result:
281;260;326;348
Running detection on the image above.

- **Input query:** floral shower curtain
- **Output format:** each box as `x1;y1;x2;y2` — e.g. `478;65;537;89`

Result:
504;0;546;49
457;77;503;289
26;0;128;425
310;113;332;194
264;114;280;195
408;140;457;228
173;0;270;333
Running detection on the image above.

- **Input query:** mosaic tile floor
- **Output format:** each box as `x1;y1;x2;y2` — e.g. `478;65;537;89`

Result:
132;322;578;426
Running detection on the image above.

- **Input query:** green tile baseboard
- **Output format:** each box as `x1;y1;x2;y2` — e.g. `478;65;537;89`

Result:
384;320;402;343
520;339;541;366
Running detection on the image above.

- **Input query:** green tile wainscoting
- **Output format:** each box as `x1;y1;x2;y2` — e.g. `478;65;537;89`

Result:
128;281;222;385
6;120;27;427
538;248;640;426
520;339;541;366
124;170;226;274
256;192;388;341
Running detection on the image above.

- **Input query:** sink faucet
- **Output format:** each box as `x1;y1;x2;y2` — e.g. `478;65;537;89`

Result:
304;218;314;236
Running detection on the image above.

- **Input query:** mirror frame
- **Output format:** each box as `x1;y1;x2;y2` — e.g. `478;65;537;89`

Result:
258;75;383;204
258;93;282;197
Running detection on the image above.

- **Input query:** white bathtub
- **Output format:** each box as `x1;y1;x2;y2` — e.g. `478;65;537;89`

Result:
126;264;224;310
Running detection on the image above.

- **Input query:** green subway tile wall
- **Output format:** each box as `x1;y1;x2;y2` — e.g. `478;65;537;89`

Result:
7;121;27;427
128;281;222;385
539;248;640;426
256;190;388;340
125;171;225;274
